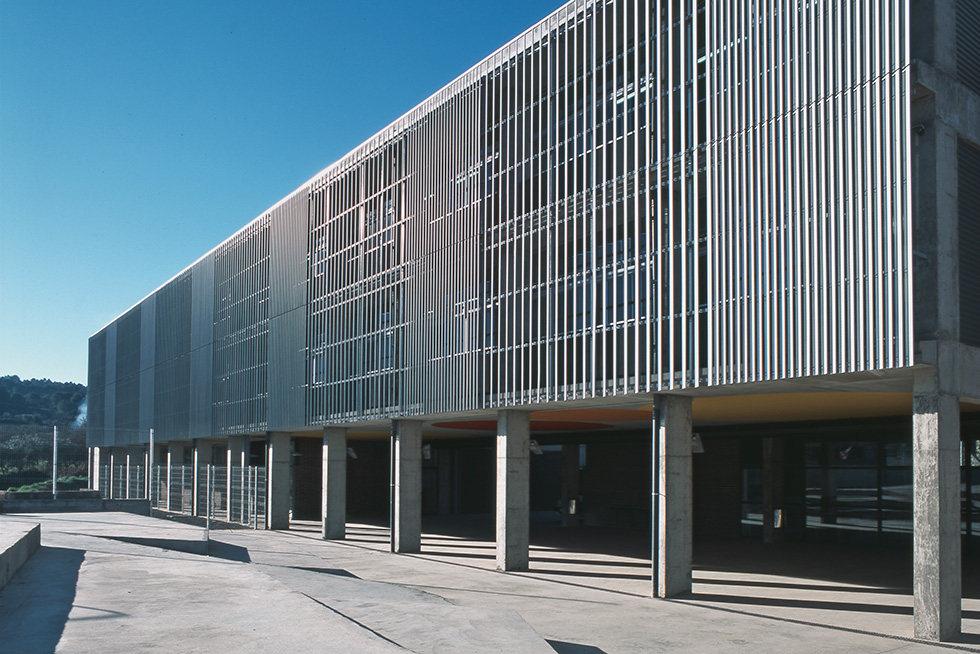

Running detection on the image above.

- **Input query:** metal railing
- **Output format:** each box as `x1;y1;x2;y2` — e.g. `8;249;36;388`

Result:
146;464;265;528
98;464;146;499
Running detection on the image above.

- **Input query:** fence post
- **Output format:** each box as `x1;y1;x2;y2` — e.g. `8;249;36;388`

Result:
147;428;155;505
52;426;58;500
206;464;212;548
255;466;259;529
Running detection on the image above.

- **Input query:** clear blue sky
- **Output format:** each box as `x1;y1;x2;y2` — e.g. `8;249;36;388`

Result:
0;0;561;385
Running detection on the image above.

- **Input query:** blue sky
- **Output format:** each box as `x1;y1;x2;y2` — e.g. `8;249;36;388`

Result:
0;0;561;384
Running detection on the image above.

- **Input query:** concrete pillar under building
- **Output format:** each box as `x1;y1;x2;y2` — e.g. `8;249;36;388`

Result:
912;367;961;641
90;447;102;493
107;449;118;499
150;442;165;506
193;440;214;517
124;449;133;499
226;435;247;522
652;394;693;598
496;410;530;571
560;443;580;527
392;420;422;553
762;437;785;544
322;427;347;540
267;433;291;530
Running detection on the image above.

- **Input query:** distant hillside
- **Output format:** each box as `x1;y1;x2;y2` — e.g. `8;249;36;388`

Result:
0;376;86;425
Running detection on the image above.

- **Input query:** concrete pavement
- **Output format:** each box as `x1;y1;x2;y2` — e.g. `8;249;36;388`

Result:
1;512;978;653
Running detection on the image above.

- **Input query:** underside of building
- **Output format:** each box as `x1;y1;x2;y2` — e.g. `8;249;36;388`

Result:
88;0;980;642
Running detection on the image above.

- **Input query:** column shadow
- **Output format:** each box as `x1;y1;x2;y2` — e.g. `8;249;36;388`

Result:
0;546;85;654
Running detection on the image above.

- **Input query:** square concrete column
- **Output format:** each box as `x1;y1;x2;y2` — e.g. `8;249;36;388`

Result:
226;436;247;522
322;427;347;540
124;450;133;499
267;433;291;530
496;410;531;571
91;447;102;492
392;420;423;553
560;444;581;527
652;394;693;598
107;449;117;499
762;437;785;544
913;368;961;641
193;441;213;517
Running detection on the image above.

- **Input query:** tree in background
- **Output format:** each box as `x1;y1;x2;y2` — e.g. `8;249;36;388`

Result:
0;376;87;491
0;375;85;425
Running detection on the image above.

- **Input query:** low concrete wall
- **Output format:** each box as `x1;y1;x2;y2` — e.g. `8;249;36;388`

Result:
0;523;40;590
0;498;150;515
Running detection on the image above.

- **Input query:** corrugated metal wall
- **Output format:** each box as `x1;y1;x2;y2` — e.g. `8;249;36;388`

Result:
87;331;106;446
113;305;141;444
189;255;215;438
138;296;156;435
104;322;116;438
154;271;192;441
268;192;308;429
961;138;980;347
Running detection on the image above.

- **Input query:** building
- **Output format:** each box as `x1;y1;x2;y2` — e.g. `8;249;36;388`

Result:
87;0;980;641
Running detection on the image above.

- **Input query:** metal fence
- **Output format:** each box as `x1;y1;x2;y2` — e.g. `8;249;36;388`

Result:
229;466;266;529
98;464;147;500
144;464;265;528
0;424;88;493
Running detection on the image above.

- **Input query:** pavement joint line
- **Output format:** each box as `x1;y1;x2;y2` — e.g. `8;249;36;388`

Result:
276;530;980;649
297;591;410;651
393;582;619;605
678;600;980;652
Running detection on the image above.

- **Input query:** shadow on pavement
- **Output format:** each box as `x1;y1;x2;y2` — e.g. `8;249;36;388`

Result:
206;539;251;563
289;566;359;578
0;546;85;654
547;640;608;653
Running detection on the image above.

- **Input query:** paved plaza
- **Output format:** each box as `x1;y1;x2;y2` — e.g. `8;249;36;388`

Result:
1;512;978;653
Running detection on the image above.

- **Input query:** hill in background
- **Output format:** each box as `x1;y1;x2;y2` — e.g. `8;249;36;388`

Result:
0;375;85;425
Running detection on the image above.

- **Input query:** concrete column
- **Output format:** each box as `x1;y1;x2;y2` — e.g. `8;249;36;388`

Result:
560;444;580;527
107;449;117;499
124;449;133;499
91;447;102;492
150;443;165;507
913;368;961;641
193;441;213;517
762;437;785;544
653;395;693;598
322;427;347;540
496;410;531;571
267;433;291;530
392;420;422;553
226;436;247;522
